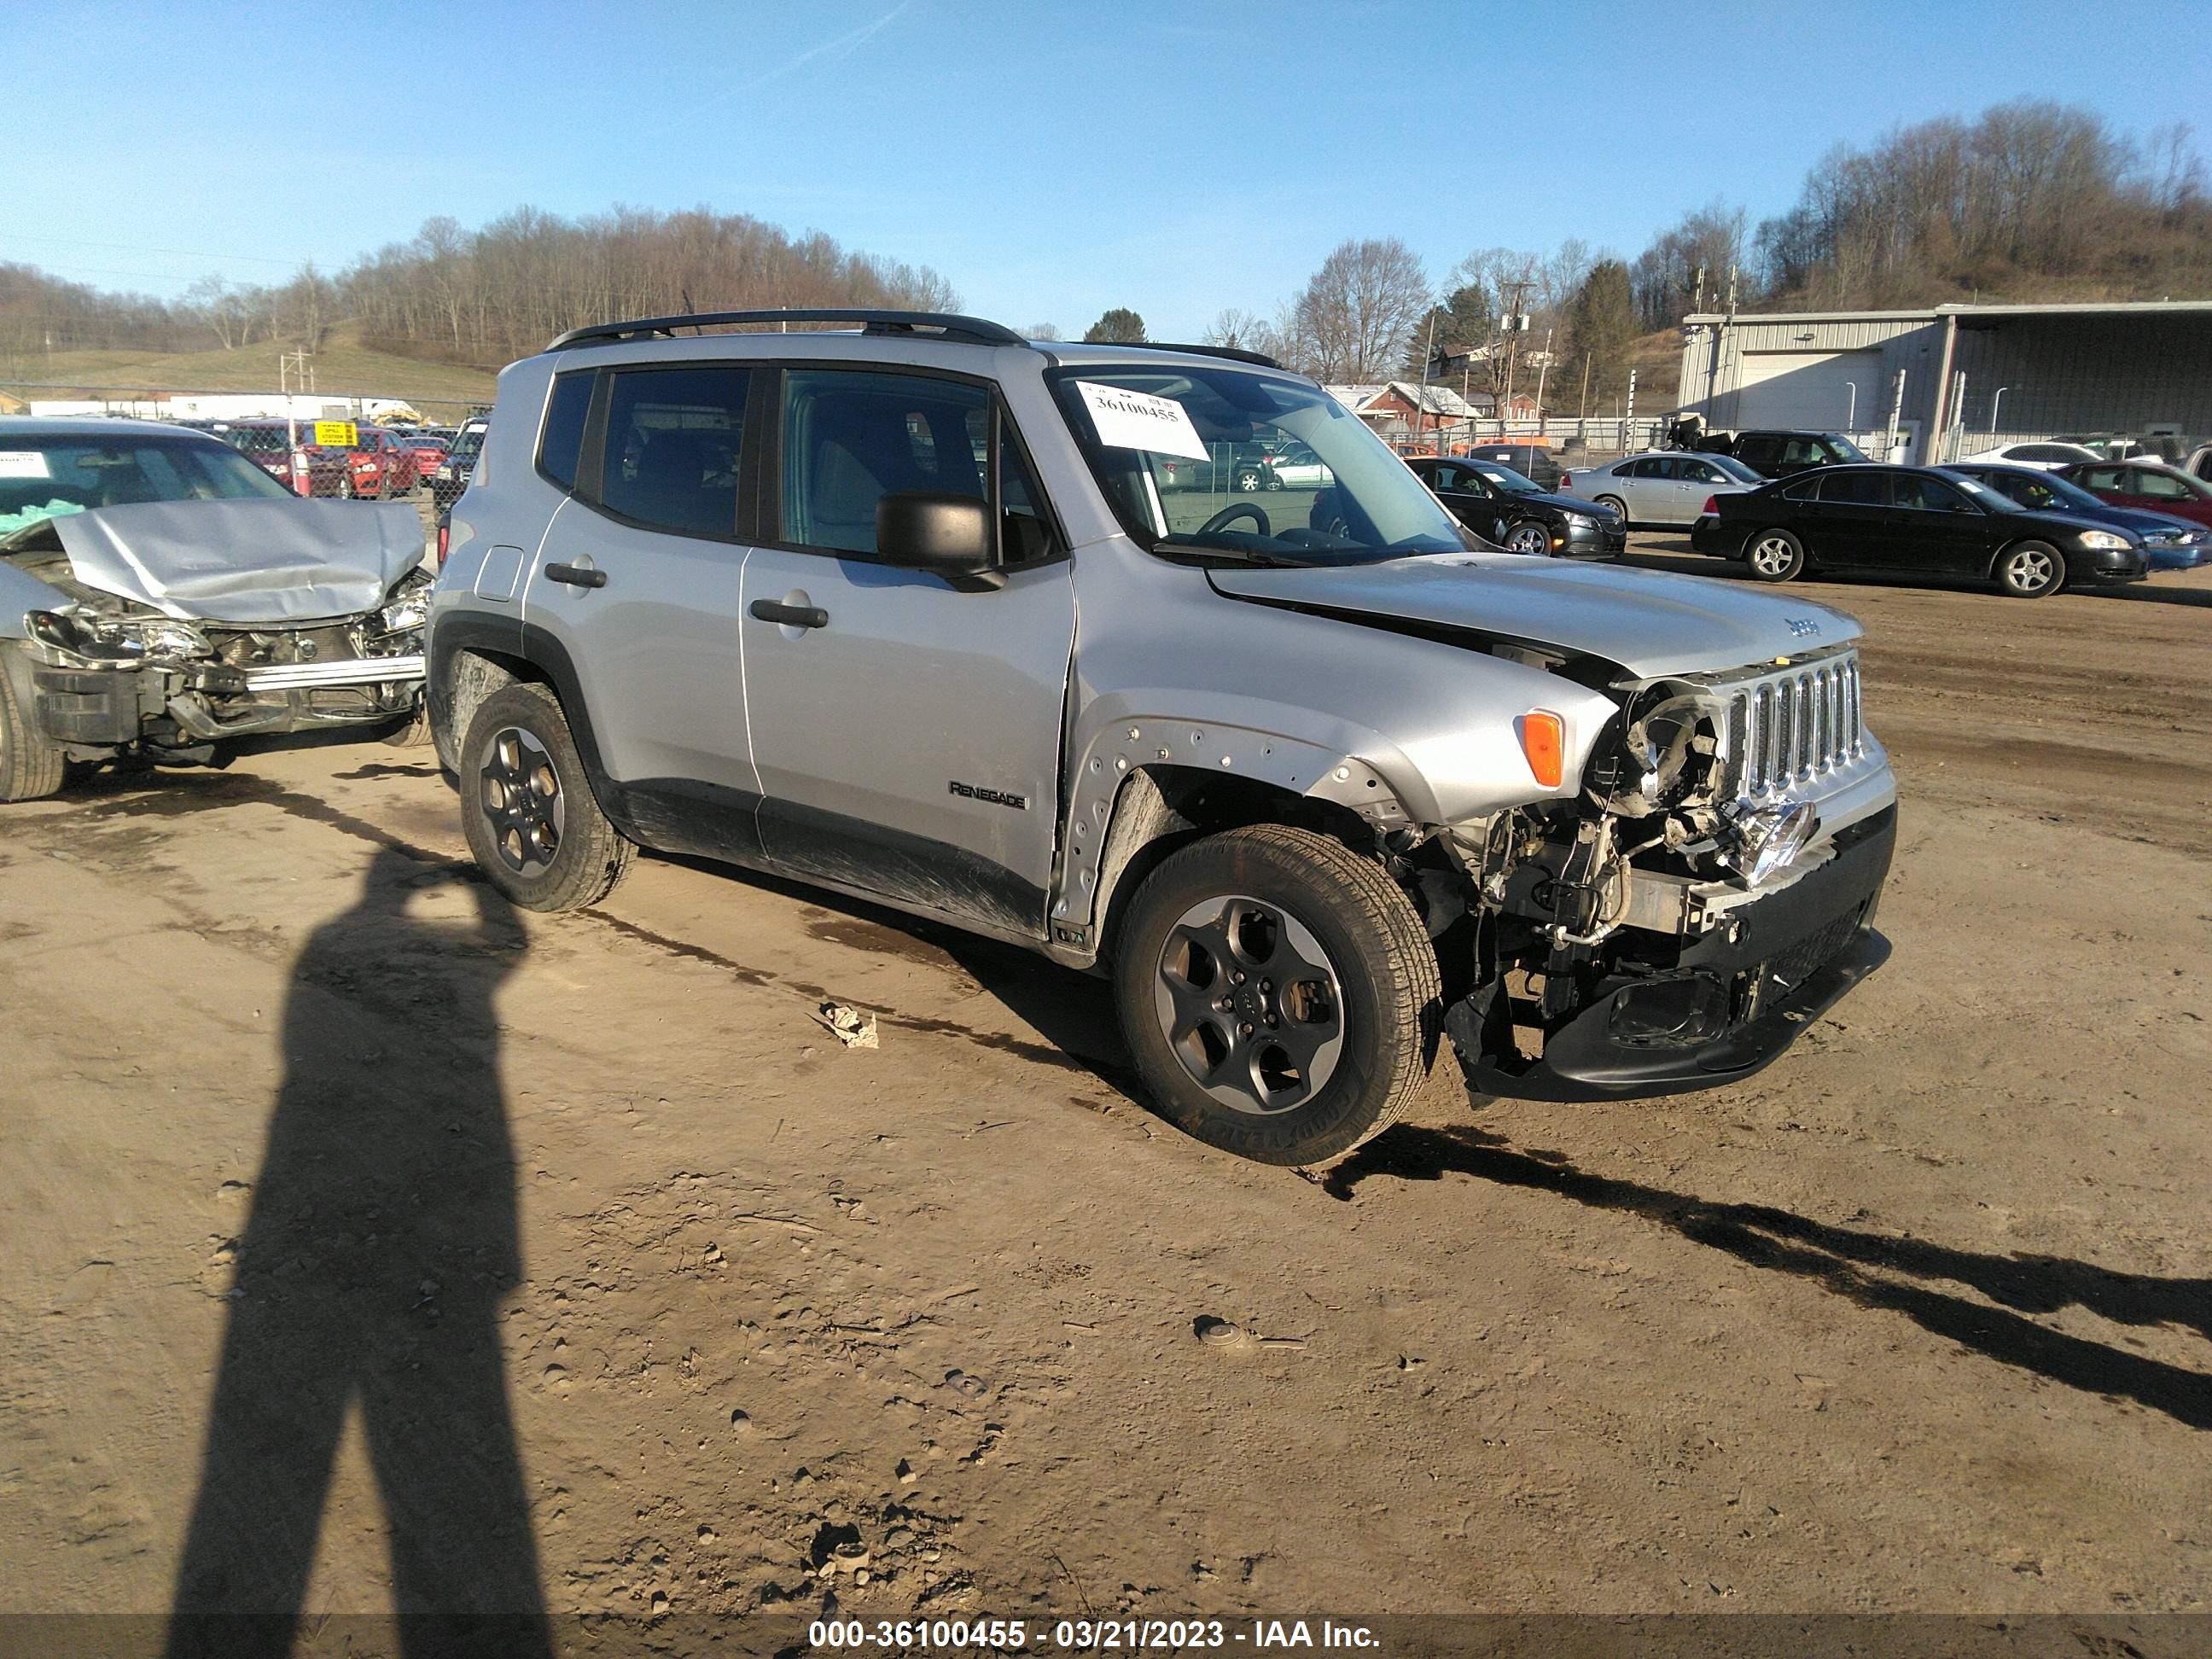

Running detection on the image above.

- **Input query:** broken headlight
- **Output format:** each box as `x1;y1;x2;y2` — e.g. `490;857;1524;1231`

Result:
1721;801;1818;885
28;608;209;664
377;570;434;635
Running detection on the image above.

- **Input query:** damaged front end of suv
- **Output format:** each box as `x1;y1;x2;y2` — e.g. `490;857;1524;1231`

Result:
1439;640;1893;1100
1;498;430;794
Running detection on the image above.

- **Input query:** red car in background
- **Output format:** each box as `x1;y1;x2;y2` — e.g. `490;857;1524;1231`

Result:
219;420;418;498
400;433;450;484
2058;459;2212;533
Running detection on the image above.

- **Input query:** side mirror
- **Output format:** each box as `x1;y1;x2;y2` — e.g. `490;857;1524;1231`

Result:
876;491;996;580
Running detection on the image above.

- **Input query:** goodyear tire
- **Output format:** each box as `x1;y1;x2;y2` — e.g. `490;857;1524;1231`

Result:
460;682;634;911
1114;824;1441;1167
0;658;68;803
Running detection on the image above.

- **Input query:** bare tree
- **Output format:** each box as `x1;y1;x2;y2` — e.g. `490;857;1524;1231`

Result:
1293;238;1429;381
1022;323;1061;341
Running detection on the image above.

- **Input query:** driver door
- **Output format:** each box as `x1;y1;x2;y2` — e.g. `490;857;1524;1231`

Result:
738;364;1074;939
1424;462;1507;543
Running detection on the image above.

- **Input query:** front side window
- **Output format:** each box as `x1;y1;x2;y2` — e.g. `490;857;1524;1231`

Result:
1053;365;1467;567
2132;469;2190;500
1896;474;1976;513
595;365;749;538
780;367;1046;561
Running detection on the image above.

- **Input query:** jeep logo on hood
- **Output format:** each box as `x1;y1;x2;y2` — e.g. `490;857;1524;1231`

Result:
1785;616;1822;637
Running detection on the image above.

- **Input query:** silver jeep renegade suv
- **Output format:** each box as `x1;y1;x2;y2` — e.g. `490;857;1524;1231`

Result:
428;309;1896;1167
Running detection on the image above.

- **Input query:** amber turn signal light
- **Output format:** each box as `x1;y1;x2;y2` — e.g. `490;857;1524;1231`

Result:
1516;710;1565;789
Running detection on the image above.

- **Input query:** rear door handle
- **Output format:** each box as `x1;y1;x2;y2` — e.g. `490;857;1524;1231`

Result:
749;599;830;629
544;562;608;588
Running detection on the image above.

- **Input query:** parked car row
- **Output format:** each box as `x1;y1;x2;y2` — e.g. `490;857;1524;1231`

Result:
223;419;429;499
1686;460;2202;597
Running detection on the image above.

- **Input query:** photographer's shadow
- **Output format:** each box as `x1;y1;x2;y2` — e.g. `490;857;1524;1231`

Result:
167;850;550;1657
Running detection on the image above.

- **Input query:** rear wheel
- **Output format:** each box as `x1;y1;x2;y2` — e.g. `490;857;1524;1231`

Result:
0;660;69;803
1235;465;1263;493
1994;540;2065;598
1114;824;1441;1167
1745;527;1806;582
460;682;634;911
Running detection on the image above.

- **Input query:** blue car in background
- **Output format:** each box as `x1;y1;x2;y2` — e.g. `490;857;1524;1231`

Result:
1943;463;2209;572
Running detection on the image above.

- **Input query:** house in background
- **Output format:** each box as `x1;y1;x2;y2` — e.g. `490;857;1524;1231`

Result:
1323;381;1483;443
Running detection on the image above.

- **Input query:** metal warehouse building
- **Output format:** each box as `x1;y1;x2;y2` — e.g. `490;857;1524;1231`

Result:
1676;300;2212;464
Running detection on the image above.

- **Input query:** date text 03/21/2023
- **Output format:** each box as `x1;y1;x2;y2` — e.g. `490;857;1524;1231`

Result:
806;1617;1382;1650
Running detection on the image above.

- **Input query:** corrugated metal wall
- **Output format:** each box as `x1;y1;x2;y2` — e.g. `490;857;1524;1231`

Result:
1679;307;2212;463
1947;317;2212;439
1679;315;1943;443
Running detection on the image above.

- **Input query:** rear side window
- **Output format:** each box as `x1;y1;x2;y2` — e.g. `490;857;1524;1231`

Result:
1631;457;1670;479
594;365;750;538
1818;471;1889;505
538;372;593;492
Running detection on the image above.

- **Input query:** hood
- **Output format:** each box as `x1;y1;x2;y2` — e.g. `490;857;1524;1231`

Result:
1517;489;1615;517
49;498;423;624
1207;552;1862;678
2082;505;2203;539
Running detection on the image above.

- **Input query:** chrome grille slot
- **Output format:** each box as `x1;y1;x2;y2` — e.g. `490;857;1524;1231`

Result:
1725;649;1867;803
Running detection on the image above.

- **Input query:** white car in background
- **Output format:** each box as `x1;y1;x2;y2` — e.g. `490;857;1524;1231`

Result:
1953;440;2102;469
1563;450;1763;528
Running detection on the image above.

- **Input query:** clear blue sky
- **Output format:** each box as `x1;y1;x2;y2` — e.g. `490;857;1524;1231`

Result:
5;0;2203;340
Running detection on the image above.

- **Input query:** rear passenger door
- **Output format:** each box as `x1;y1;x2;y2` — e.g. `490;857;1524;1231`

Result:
1807;469;1893;568
737;364;1075;939
524;363;768;862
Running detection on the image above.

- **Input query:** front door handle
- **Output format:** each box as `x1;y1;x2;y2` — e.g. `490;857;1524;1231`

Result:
545;562;608;589
749;599;830;629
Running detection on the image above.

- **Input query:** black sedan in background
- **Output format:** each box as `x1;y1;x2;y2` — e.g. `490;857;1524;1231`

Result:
1943;463;2209;572
1689;463;2148;597
1406;456;1627;559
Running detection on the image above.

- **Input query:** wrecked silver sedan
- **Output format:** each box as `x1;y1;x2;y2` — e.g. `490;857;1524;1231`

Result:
0;419;430;800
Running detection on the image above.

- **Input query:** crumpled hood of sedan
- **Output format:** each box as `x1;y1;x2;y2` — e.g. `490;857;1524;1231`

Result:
50;498;423;624
1208;550;1863;678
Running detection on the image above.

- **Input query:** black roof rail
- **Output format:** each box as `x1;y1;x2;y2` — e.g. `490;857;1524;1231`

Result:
1108;340;1284;370
546;308;1027;352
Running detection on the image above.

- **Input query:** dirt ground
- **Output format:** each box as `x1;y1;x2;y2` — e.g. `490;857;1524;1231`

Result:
2;541;2208;1643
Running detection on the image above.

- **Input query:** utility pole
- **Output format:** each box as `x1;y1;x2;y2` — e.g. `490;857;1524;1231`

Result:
1498;273;1536;428
1532;328;1553;433
1417;309;1439;445
1578;352;1592;420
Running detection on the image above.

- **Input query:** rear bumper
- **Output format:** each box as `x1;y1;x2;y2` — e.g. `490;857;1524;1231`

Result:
1454;806;1897;1103
1689;515;1736;556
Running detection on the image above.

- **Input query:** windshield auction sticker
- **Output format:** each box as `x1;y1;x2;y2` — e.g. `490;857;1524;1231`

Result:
1074;381;1212;461
0;451;54;479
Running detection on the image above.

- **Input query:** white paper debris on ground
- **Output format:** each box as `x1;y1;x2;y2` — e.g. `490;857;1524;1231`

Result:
817;1001;879;1050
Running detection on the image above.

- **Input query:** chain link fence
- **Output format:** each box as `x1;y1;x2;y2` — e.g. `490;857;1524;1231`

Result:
1;381;490;556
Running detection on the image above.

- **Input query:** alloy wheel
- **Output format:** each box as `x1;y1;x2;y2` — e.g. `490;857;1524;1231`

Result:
1151;895;1346;1114
480;726;566;876
1750;535;1796;575
2003;547;2057;591
1506;523;1551;556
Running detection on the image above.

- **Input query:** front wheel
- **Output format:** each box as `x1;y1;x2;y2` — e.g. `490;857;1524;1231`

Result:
1235;466;1262;493
1994;540;2065;598
1504;521;1552;556
1113;824;1441;1167
1745;527;1806;582
336;472;356;500
459;682;635;911
0;660;68;802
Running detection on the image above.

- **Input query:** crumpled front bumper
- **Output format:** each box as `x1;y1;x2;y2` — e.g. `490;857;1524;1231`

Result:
26;653;425;748
1452;806;1897;1103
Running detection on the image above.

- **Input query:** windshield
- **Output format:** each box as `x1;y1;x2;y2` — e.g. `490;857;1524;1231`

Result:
1826;435;1869;463
1956;469;2101;513
1942;474;2014;510
1708;452;1762;483
1051;366;1469;566
0;435;292;536
1470;463;1545;495
449;422;489;459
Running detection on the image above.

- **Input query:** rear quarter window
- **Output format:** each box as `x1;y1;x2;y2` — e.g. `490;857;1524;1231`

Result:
537;372;594;492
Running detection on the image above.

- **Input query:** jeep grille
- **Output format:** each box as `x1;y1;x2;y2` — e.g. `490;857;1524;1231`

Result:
1723;652;1866;801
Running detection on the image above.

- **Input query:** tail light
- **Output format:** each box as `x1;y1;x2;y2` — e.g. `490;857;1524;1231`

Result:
1702;495;1719;515
435;518;451;569
1558;472;1573;491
